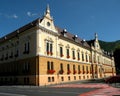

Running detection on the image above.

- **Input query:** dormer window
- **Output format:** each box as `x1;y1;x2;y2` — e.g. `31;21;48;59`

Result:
61;29;67;37
73;35;78;41
81;39;86;45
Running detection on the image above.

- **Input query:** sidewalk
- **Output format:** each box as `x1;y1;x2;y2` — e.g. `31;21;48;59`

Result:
51;82;120;96
80;86;120;96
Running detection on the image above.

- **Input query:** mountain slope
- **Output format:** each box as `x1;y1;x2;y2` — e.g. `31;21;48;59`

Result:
99;40;120;52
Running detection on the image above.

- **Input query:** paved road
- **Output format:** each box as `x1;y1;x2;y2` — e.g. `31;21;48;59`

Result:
0;86;97;96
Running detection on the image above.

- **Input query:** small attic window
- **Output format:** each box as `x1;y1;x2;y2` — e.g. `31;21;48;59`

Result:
61;29;67;37
73;35;78;41
81;39;86;45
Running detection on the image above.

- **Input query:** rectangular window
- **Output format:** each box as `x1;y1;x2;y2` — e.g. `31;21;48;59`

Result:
15;49;19;57
67;64;70;71
51;62;53;70
86;66;89;74
82;53;84;61
47;61;50;70
78;52;80;60
66;49;69;58
10;51;13;58
60;47;63;57
47;61;55;74
23;42;30;54
78;65;80;71
72;50;75;59
27;42;30;53
50;43;52;53
83;66;84;71
73;65;75;70
46;42;49;52
48;77;51;82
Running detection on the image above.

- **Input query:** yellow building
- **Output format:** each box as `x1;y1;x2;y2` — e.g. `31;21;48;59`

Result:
0;5;116;86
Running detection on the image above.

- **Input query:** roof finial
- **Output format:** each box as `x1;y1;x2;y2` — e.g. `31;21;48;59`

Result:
95;32;98;40
46;4;50;14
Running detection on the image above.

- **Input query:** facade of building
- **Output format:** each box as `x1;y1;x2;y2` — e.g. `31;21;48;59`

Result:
0;6;116;86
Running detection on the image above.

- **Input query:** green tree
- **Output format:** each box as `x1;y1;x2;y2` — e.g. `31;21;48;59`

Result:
114;45;120;74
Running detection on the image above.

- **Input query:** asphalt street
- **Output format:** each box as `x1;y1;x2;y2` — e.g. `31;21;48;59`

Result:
0;86;97;96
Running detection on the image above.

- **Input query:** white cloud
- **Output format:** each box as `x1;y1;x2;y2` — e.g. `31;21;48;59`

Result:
12;14;18;19
27;11;38;17
27;12;31;17
0;13;18;19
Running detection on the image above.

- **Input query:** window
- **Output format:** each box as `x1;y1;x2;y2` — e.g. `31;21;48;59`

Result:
0;54;4;61
78;65;81;74
67;64;71;74
72;50;75;59
15;49;19;57
59;63;64;74
27;42;30;53
86;66;89;74
68;76;70;81
77;52;80;60
46;42;49;53
86;54;88;62
67;64;70;71
47;61;55;74
48;77;51;82
52;77;54;82
82;52;84;61
23;62;30;73
74;76;76;80
83;66;85;74
23;42;30;54
46;42;53;55
73;65;76;74
51;62;53;70
61;77;64;81
9;51;13;58
47;61;50;70
66;49;70;58
73;65;75;70
60;47;63;57
50;44;53;55
5;53;8;60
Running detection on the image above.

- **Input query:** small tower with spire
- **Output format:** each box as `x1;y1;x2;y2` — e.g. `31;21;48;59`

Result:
43;4;52;20
95;33;98;41
94;32;100;50
46;4;50;14
39;4;57;33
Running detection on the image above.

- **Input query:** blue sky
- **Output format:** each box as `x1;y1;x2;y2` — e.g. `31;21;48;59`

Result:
0;0;120;42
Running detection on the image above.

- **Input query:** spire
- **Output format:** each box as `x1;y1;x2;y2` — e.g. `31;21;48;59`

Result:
46;4;50;14
95;33;98;41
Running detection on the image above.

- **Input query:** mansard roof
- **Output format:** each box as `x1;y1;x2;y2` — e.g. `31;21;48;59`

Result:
56;26;90;49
